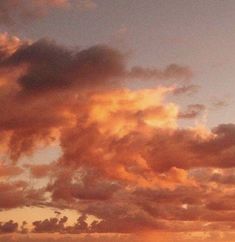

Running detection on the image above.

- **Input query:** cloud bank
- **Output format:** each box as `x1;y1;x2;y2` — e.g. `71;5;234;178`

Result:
0;33;234;242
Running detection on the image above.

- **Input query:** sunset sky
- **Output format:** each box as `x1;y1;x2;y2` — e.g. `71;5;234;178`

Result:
1;1;235;242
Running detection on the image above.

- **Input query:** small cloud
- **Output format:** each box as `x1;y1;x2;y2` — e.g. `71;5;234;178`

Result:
178;104;206;119
211;98;229;109
172;84;200;96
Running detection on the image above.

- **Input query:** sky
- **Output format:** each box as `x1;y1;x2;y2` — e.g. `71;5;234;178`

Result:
0;1;235;242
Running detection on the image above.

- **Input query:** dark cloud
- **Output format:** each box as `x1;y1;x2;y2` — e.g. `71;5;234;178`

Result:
0;181;45;209
146;124;235;172
128;64;193;82
27;164;54;178
33;216;68;233
0;0;61;25
0;220;18;233
0;39;191;95
178;104;205;119
1;39;125;93
172;84;199;96
47;169;121;202
210;172;235;185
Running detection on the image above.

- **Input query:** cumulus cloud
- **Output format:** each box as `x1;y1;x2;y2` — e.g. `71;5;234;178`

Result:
0;35;192;161
1;33;235;238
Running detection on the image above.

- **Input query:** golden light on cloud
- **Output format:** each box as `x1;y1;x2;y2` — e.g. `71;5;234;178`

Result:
0;1;235;242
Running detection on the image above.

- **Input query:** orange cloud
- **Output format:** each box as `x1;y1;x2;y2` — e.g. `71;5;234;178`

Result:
0;161;22;177
1;34;235;237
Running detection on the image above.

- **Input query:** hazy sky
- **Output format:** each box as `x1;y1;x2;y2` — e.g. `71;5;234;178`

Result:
0;1;235;242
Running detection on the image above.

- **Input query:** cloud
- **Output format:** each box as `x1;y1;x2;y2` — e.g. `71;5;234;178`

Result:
2;39;126;93
178;104;206;119
0;220;18;233
27;164;53;178
0;0;96;25
210;171;235;185
172;84;199;96
0;181;46;209
47;168;121;202
211;97;229;109
0;35;192;161
0;162;22;177
1;33;235;237
128;64;193;82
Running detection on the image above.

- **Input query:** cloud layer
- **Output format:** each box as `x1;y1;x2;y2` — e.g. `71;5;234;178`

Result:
0;33;234;241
